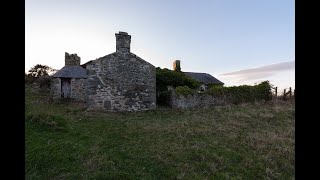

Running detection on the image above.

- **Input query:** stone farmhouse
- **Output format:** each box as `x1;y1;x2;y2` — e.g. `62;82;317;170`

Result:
51;31;156;111
51;31;223;111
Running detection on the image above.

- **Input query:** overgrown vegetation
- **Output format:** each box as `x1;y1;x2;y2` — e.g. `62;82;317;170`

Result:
25;84;295;179
156;67;200;105
205;81;272;104
175;86;197;96
37;76;54;93
156;67;272;106
156;67;200;92
25;64;56;92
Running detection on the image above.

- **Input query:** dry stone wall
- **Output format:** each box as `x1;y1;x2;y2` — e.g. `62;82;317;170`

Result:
169;91;227;109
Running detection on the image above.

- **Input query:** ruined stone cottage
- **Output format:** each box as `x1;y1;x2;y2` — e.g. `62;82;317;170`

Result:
52;31;156;111
172;60;224;91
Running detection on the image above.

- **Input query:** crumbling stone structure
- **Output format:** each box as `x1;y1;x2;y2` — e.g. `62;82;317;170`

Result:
65;52;81;66
51;53;87;100
52;31;156;112
169;90;227;109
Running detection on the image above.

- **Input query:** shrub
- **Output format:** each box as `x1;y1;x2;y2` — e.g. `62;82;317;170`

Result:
25;73;36;84
175;86;197;96
156;67;200;105
156;67;200;92
36;75;54;93
206;81;272;104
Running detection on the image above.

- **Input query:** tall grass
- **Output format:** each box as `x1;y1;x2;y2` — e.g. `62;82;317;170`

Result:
25;85;294;179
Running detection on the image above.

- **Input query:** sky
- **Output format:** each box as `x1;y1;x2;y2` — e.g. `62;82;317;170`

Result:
26;0;295;93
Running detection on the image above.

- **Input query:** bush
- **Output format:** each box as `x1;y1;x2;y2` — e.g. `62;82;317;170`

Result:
156;67;200;105
255;81;273;101
25;73;36;84
175;86;197;96
156;67;200;92
36;76;54;93
206;81;272;104
207;83;224;89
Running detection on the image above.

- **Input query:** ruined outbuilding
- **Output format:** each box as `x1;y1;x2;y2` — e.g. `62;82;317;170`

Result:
52;32;156;111
52;53;87;100
172;60;224;91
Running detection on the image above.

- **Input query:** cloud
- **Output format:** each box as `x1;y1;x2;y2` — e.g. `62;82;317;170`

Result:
220;61;294;81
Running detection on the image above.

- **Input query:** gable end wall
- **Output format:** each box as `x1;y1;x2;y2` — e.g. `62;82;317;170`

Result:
86;52;156;111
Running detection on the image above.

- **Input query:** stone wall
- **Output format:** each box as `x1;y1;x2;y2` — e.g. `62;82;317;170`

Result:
86;52;156;111
50;78;61;98
71;78;87;101
50;78;87;101
169;91;227;109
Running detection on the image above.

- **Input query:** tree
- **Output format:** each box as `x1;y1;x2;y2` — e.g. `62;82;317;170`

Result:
28;64;56;78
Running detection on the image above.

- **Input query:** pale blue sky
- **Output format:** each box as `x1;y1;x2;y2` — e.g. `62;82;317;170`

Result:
26;0;295;91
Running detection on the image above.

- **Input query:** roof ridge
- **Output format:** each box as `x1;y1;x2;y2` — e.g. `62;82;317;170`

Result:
184;72;208;74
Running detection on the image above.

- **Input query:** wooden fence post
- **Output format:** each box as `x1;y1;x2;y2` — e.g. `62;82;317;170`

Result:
283;89;286;100
275;87;277;98
289;87;292;99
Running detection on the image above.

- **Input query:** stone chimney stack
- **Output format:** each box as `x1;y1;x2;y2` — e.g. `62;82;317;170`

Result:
115;31;131;53
173;60;181;72
65;52;80;66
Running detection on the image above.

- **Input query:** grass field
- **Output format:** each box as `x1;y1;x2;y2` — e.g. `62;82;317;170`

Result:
25;86;295;179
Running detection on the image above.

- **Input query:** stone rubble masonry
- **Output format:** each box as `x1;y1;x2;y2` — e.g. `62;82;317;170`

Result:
115;31;131;53
86;51;156;111
51;32;156;112
50;78;87;101
70;78;87;101
65;52;81;66
50;78;61;99
169;90;227;109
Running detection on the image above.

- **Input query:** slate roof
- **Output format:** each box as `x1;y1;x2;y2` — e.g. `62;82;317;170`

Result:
184;72;224;85
52;65;87;78
80;60;93;69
